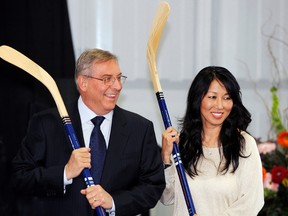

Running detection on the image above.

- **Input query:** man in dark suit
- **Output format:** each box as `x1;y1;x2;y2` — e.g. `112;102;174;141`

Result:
12;48;165;216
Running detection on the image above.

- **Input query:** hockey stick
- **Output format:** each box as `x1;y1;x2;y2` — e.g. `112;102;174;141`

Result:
146;2;197;215
0;45;106;216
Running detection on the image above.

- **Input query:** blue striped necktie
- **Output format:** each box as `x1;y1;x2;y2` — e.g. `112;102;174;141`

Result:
89;116;106;184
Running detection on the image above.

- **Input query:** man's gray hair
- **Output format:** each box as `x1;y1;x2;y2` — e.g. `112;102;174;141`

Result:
75;48;118;86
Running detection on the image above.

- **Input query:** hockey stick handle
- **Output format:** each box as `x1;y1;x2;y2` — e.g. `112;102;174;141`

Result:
156;92;197;216
63;118;107;216
62;118;96;186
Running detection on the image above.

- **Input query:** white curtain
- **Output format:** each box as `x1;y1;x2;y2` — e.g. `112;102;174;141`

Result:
67;1;288;213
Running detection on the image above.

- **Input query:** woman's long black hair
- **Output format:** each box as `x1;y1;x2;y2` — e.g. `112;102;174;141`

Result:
179;66;251;178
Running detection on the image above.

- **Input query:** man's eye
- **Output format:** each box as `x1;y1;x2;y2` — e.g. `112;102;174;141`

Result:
103;77;111;82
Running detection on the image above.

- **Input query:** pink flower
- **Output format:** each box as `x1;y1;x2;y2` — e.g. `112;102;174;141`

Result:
263;172;279;191
257;142;277;154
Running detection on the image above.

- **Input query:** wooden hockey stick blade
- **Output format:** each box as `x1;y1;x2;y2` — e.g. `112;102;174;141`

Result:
0;45;68;118
146;1;170;93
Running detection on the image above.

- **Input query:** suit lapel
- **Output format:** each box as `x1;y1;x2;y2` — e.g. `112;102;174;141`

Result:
101;106;128;189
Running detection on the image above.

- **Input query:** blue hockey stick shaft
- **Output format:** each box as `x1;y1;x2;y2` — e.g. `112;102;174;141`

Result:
63;118;106;216
156;92;197;215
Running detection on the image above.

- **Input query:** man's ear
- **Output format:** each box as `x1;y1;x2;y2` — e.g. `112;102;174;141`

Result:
77;75;88;91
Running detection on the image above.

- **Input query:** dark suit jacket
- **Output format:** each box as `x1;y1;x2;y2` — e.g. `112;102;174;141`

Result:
12;102;165;216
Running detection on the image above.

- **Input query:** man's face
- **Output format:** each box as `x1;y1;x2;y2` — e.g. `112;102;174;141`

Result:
80;59;122;115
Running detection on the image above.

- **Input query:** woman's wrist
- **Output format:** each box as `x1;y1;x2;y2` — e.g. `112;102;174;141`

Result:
162;157;171;164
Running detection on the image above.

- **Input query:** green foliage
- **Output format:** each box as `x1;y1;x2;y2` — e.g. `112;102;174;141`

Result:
270;86;286;134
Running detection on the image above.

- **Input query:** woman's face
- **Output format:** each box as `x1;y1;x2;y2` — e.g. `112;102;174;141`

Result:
200;79;233;129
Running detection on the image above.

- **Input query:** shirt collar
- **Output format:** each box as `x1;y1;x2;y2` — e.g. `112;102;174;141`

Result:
78;96;113;124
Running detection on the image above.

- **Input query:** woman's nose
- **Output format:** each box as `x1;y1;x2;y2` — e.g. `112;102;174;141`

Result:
216;99;224;109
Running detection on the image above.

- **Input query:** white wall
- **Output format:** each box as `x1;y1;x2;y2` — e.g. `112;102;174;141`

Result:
67;0;288;215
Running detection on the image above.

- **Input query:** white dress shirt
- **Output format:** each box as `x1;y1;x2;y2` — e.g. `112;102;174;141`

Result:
78;96;113;148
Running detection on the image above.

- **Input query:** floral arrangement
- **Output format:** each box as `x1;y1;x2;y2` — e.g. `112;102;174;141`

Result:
257;86;288;216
